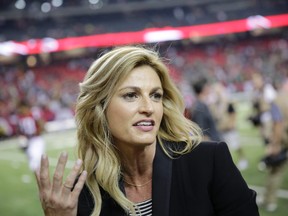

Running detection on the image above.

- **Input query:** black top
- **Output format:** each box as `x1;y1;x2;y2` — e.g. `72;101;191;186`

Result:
77;141;259;216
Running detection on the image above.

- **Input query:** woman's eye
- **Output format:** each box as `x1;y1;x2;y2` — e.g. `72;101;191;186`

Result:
152;92;163;101
123;92;137;100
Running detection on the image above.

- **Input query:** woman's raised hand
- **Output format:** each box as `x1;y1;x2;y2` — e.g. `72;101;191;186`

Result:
35;152;87;216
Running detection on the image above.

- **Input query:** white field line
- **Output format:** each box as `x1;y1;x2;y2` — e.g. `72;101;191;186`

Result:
0;136;76;151
0;141;76;151
239;136;262;145
0;140;19;150
0;152;75;168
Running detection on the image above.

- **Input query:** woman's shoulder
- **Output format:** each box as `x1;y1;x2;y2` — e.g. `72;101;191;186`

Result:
189;141;232;160
162;140;231;163
164;140;228;154
193;141;228;151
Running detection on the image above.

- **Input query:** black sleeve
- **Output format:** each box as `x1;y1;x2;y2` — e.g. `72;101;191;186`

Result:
77;184;94;216
211;142;259;216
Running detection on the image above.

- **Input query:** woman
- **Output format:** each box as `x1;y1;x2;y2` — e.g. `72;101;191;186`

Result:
35;46;259;216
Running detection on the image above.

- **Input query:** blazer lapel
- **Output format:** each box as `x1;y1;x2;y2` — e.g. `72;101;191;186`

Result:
152;141;173;216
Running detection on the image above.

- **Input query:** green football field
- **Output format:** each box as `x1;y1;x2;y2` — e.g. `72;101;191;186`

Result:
0;102;287;216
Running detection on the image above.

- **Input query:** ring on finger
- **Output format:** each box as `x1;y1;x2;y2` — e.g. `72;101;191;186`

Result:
63;184;73;190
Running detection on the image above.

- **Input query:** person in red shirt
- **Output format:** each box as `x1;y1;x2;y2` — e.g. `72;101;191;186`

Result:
17;100;46;172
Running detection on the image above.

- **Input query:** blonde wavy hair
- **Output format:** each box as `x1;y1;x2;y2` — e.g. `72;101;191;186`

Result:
75;45;202;215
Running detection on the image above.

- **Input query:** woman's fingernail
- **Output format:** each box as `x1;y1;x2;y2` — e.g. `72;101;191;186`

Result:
62;152;67;157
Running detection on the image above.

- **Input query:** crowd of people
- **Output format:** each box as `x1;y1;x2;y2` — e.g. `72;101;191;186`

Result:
1;34;287;140
0;60;88;139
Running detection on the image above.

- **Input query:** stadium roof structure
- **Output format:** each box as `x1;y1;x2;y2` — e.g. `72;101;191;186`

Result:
0;0;287;64
0;0;287;20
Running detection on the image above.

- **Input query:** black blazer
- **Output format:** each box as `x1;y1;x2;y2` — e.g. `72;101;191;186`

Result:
77;141;259;216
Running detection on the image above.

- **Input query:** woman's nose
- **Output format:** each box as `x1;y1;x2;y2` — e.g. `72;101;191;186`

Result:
139;97;154;115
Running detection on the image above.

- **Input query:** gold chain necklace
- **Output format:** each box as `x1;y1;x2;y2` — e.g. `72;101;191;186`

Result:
124;179;152;187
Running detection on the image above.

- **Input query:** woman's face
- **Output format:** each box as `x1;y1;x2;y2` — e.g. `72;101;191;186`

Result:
106;65;164;149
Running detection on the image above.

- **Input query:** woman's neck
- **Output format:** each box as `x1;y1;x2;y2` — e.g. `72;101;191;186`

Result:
120;143;155;181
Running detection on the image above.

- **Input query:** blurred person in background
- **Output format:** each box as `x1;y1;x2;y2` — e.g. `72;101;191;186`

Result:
256;78;288;212
210;83;248;171
189;77;223;142
0;99;14;140
16;100;46;172
248;72;277;149
35;46;259;216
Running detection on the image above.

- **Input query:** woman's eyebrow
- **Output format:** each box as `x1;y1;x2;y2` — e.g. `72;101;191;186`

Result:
118;86;163;92
118;86;140;92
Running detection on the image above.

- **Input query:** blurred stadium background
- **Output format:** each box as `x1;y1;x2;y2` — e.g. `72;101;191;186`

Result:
0;0;288;215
